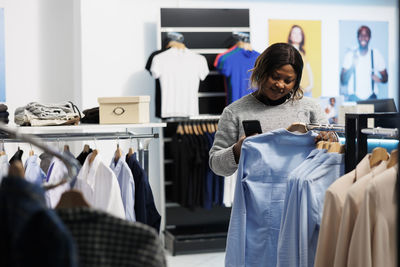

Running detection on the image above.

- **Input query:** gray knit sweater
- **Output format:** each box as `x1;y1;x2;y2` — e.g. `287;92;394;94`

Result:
209;93;328;176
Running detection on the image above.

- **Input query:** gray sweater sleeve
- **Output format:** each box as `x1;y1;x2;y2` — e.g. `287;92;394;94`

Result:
209;108;239;177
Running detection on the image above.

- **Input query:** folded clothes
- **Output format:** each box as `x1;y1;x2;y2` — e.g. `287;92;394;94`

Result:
0;103;7;112
14;101;81;126
0;111;9;118
81;107;99;124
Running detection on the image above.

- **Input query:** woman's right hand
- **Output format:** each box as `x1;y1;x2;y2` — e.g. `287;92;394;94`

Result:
233;135;247;164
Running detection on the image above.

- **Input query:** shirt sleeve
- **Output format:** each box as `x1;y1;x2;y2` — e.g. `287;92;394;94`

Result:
372;49;386;72
150;54;162;79
342;51;354;70
199;55;209;81
209;107;239;177
347;183;375;267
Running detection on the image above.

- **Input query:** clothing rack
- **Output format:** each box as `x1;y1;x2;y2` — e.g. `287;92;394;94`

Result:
0;123;80;189
0;124;163;178
306;123;345;133
344;112;400;173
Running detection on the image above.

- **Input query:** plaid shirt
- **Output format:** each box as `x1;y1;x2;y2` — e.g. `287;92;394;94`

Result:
56;207;166;267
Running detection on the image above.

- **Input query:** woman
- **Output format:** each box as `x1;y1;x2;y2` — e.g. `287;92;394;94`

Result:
287;25;314;97
209;43;328;177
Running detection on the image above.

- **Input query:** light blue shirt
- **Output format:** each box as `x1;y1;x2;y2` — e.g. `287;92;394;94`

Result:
277;152;344;267
278;149;327;267
225;128;317;267
110;157;136;222
25;155;46;185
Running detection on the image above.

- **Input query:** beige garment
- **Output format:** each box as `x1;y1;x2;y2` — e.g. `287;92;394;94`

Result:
314;154;371;267
347;165;398;267
333;160;387;267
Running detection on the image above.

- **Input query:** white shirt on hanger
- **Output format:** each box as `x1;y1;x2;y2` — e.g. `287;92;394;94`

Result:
75;152;125;219
45;157;71;208
151;47;209;118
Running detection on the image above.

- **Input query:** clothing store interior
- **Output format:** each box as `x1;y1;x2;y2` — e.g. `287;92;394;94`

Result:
0;0;399;266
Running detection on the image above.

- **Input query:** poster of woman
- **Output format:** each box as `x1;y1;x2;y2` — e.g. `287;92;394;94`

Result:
268;19;321;98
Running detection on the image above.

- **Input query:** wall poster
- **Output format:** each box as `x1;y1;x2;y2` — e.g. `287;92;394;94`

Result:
268;19;322;99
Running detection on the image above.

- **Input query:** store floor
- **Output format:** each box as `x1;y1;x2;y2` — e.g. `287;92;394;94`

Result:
166;251;225;267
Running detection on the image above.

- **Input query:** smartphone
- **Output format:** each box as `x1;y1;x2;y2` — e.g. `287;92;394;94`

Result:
242;120;262;137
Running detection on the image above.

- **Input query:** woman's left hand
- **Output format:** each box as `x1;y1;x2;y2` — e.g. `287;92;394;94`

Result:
315;131;338;143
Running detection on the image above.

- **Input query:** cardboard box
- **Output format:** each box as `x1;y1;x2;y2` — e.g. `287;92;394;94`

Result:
338;104;375;128
98;96;150;124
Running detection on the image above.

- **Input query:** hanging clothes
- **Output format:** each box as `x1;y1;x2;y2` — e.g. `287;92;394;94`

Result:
347;165;398;267
9;148;23;164
333;160;388;267
76;147;93;166
126;153;161;233
56;207;166;267
0;176;78;267
225;129;317;267
0;154;8;182
110;156;136;222
75;152;125;219
277;149;344;267
315;153;373;267
145;48;170;119
25;154;46;185
40;152;53;174
216;47;260;104
45;157;71;208
150;47;209;117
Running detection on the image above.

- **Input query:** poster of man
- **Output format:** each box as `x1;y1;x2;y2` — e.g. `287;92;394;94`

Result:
339;21;389;101
269;19;321;98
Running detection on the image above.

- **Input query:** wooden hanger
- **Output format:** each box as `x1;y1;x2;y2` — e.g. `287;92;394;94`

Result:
236;41;253;51
201;122;208;133
88;149;98;165
287;123;308;133
83;144;90;153
8;160;25;178
328;142;345;153
176;124;184;135
166;40;186;50
192;122;199;135
114;144;122;163
56;189;90;209
369;147;389;168
322;141;331;150
316;141;325;149
387;149;398;169
196;123;203;135
214;122;218;131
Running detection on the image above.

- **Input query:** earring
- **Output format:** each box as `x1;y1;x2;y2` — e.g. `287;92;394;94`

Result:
280;89;284;93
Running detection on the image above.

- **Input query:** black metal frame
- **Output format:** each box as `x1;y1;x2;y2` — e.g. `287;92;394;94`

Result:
344;112;400;173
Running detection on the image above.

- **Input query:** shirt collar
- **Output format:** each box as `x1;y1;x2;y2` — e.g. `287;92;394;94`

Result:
355;153;372;181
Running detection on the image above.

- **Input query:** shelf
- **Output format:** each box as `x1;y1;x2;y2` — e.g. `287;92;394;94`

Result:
8;123;167;134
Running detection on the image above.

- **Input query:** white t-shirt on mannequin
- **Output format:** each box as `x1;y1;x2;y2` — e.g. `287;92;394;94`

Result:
151;48;209;118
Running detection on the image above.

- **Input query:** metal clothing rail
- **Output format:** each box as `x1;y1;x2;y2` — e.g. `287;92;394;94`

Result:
361;127;398;138
164;115;221;122
306;123;345;133
0;123;81;190
0;127;160;179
